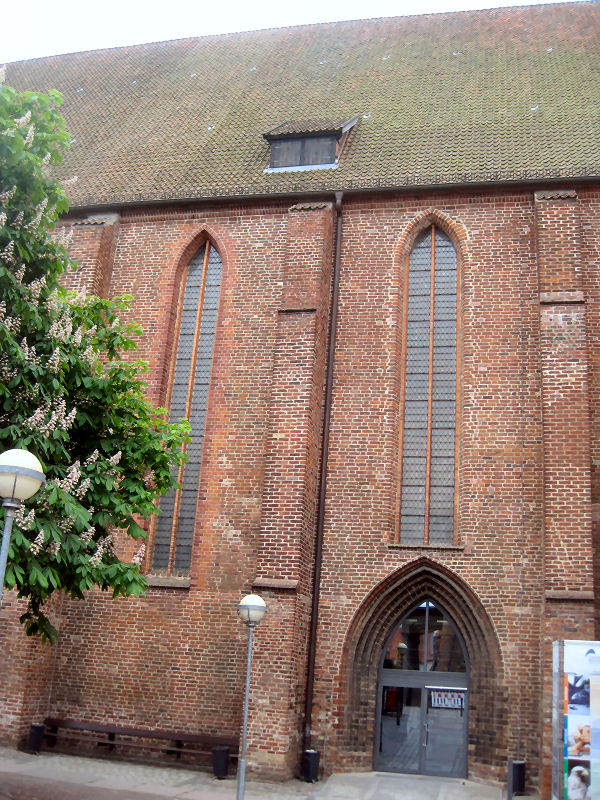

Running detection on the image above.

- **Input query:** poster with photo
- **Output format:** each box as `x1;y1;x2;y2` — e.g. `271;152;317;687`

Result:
554;641;600;800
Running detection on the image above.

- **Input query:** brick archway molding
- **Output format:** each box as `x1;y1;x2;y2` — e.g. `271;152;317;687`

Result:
333;557;507;782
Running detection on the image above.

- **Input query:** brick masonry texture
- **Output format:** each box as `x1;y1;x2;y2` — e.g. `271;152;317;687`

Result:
0;185;598;800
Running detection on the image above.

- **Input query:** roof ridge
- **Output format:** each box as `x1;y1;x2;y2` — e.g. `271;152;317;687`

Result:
6;0;596;65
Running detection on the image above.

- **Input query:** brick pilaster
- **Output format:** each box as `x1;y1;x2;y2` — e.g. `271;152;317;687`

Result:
248;202;334;778
536;189;595;800
62;213;121;296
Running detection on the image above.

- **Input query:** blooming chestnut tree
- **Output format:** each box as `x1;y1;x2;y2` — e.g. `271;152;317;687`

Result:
0;76;189;641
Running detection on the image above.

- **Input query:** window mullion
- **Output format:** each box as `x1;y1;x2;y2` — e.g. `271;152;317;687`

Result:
424;601;430;666
424;226;436;546
167;242;211;573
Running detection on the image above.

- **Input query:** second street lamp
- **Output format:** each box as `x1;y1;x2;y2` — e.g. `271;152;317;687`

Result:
236;593;267;800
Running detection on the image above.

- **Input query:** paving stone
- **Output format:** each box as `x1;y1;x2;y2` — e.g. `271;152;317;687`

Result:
0;747;529;800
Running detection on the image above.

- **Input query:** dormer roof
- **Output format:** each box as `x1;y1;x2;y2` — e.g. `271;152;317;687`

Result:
263;118;357;140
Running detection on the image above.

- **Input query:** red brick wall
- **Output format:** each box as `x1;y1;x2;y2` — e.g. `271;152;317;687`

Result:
580;189;600;638
309;189;545;785
0;593;60;747
1;185;597;798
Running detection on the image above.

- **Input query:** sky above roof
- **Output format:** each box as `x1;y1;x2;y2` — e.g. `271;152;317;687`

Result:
1;0;580;64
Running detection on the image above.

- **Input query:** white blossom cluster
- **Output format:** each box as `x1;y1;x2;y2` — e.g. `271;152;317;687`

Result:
60;515;75;534
47;540;60;558
89;534;113;567
80;526;95;545
143;469;155;489
0;65;5;85
108;450;122;467
45;289;59;315
81;344;95;368
15;506;35;530
69;291;88;306
29;530;60;559
54;460;81;492
0;185;16;204
28;275;46;300
2;315;19;333
29;529;45;555
1;240;15;263
24;397;77;436
14;263;25;282
0;353;18;382
48;307;73;342
46;347;61;372
23;125;34;148
13;110;31;127
53;226;73;249
85;449;99;466
73;476;91;499
0;301;20;335
49;460;92;500
132;543;146;565
24;199;47;232
19;338;40;365
0;211;7;228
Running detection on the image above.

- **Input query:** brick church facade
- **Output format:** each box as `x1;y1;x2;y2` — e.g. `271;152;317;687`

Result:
2;3;600;797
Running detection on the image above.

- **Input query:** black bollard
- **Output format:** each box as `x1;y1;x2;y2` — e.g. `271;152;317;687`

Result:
29;723;45;754
301;749;320;782
212;745;229;779
508;759;526;796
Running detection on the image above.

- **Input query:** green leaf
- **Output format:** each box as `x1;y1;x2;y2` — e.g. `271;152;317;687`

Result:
0;82;185;641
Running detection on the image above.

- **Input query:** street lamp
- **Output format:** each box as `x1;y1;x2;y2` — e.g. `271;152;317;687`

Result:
236;593;267;800
0;449;45;605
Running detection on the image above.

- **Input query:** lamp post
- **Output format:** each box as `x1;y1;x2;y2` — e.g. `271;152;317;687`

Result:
0;449;45;606
236;593;267;800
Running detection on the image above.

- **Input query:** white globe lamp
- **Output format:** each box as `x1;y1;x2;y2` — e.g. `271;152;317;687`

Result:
0;448;45;606
236;592;267;800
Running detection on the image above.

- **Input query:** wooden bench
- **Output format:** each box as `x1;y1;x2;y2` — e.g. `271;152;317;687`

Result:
42;717;239;777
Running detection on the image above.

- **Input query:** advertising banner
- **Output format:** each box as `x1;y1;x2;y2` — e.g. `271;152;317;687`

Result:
553;641;600;800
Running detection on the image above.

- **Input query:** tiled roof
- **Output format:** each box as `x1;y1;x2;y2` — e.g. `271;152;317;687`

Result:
6;2;600;207
264;119;351;138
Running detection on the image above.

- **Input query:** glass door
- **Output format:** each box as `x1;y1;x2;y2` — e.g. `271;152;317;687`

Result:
378;686;422;773
422;686;468;777
375;599;469;778
377;684;467;777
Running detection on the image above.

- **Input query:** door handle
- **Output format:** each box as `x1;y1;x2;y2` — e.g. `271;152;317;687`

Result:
423;721;429;747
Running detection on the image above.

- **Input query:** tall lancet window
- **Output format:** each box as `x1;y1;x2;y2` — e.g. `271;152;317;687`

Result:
152;241;223;573
399;226;458;545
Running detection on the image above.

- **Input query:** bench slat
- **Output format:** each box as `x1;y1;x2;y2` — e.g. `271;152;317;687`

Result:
43;718;238;755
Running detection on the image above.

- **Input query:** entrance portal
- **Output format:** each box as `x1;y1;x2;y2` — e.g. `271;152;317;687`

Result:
375;599;469;777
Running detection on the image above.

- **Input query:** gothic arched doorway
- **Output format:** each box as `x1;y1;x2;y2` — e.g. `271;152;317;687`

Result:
374;598;469;777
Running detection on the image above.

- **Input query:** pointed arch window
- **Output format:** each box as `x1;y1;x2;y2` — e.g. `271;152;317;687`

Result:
398;226;458;545
151;241;222;574
382;600;467;673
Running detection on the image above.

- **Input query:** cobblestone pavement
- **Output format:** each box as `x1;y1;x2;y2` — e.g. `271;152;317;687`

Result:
0;747;531;799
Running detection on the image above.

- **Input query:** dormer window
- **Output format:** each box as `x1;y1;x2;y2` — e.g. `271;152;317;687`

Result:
264;117;357;172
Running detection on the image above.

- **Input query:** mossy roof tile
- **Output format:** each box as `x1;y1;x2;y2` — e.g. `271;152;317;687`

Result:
6;2;600;206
